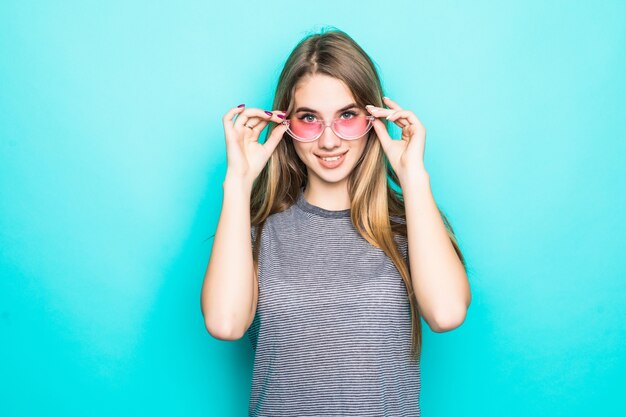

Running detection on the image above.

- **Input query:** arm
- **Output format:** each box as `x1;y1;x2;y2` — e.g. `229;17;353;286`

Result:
403;172;471;333
200;174;256;340
201;105;287;340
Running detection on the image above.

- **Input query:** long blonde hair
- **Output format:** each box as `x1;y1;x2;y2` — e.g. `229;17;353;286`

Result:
251;28;466;362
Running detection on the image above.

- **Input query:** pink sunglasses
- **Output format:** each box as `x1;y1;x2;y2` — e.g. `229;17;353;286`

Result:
281;113;376;142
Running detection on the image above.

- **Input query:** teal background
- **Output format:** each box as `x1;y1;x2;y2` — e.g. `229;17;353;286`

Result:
1;1;624;415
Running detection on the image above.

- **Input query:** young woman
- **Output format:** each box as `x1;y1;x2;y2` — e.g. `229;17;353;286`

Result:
201;28;471;416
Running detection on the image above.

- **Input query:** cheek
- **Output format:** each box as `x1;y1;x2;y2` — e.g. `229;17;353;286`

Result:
292;143;311;163
351;138;369;160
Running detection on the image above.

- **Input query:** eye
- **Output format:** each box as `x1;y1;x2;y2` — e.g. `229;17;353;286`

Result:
297;113;317;123
340;110;358;119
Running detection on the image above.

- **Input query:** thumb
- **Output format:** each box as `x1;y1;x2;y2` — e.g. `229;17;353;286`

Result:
262;122;288;155
371;118;393;155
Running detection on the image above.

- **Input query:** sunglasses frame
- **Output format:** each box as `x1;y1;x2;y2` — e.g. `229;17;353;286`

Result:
281;114;376;142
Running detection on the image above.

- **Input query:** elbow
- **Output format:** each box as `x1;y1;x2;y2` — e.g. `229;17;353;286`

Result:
204;318;245;341
431;304;468;333
201;294;247;341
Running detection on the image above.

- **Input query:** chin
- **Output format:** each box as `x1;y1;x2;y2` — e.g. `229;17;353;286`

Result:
308;159;355;184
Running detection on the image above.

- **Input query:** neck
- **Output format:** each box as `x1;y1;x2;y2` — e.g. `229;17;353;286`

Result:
304;178;351;211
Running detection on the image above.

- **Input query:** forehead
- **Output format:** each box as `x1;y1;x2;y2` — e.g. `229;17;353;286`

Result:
293;73;356;112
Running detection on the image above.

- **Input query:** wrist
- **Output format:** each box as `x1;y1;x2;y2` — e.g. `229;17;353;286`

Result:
223;171;253;194
400;168;430;190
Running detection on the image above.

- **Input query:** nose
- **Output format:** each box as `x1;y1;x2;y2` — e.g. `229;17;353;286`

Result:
317;124;342;150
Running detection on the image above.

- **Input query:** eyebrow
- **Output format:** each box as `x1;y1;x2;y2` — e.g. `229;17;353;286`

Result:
294;102;359;113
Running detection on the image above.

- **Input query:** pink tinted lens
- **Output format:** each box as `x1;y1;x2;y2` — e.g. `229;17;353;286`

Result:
289;118;322;141
334;115;370;138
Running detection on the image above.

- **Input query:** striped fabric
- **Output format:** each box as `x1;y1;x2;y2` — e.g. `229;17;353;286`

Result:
246;186;421;416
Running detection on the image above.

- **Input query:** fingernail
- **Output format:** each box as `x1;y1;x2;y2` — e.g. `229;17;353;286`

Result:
382;96;389;100
237;103;245;108
264;110;273;116
277;113;285;119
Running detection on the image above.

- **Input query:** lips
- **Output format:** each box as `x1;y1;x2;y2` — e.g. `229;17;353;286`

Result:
315;150;348;159
315;149;348;169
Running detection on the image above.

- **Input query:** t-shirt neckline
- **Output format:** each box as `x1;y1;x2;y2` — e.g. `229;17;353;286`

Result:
295;186;351;218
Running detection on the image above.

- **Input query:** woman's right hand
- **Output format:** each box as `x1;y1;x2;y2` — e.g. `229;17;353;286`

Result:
222;105;289;187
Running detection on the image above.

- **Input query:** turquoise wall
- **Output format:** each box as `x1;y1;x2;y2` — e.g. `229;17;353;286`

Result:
1;1;624;415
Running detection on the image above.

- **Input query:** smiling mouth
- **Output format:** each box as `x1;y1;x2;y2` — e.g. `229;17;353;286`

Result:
316;150;348;161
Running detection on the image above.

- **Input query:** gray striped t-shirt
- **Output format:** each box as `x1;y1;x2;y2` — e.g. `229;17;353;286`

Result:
246;186;421;416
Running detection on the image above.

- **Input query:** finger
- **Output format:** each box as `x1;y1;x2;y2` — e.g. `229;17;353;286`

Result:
385;110;410;129
235;108;282;130
386;110;424;130
365;105;397;119
366;105;410;128
262;121;289;155
371;118;394;155
245;109;286;133
233;107;261;129
223;104;246;133
382;96;403;110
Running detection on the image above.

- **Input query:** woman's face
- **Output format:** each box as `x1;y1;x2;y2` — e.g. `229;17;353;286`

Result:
290;74;369;186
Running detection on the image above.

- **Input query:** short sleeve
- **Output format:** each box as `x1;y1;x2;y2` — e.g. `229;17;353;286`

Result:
249;223;268;292
390;215;409;265
396;234;409;265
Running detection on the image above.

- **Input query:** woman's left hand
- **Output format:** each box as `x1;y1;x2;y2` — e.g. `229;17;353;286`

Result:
366;97;428;186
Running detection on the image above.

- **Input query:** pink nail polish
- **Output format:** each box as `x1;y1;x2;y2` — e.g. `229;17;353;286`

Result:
237;103;245;108
277;113;285;119
264;110;273;116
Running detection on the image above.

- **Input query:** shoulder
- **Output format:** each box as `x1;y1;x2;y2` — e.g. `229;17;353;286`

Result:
251;204;299;239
